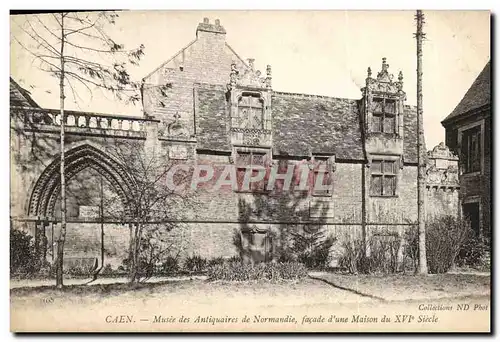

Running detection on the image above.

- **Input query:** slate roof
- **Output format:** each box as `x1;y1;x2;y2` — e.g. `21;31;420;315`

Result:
195;85;420;163
442;61;491;124
10;77;39;108
271;92;363;159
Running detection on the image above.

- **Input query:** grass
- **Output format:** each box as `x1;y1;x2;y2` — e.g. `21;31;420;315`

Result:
310;273;490;302
11;273;490;307
10;274;491;332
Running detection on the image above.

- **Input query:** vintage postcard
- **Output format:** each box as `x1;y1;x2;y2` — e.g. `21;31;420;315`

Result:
9;10;491;333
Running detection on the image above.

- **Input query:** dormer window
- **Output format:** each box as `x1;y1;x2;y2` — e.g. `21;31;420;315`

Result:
372;98;396;134
238;94;264;129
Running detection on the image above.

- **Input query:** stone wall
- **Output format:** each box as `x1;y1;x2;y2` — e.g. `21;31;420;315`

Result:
143;18;248;136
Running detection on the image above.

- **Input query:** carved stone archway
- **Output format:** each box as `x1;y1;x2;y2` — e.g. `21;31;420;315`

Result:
28;143;136;219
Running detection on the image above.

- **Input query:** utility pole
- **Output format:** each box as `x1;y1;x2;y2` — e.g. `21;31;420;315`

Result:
415;10;428;274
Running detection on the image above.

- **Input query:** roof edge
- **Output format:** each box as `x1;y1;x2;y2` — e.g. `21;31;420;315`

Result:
142;38;197;81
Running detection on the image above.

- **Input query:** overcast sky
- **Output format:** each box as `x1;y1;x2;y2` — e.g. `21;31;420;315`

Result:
10;10;490;149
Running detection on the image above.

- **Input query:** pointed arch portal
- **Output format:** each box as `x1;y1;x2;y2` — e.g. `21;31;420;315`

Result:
28;144;136;220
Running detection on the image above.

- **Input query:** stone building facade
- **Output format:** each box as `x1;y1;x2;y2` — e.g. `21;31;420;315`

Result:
10;18;460;269
441;61;491;240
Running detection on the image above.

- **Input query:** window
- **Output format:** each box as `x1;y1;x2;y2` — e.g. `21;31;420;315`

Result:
238;95;264;129
461;125;481;174
235;151;268;192
371;98;396;134
370;160;397;196
311;157;334;196
463;202;480;237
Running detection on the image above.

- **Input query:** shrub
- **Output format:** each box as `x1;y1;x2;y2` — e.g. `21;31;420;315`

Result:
338;233;402;274
403;226;418;272
456;234;488;268
161;255;180;275
425;215;472;274
207;256;225;267
10;228;37;275
207;261;308;281
291;227;336;269
101;263;114;275
338;238;365;274
65;265;92;276
367;234;401;274
183;255;207;273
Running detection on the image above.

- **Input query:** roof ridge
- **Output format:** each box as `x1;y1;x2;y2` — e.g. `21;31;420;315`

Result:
273;91;358;102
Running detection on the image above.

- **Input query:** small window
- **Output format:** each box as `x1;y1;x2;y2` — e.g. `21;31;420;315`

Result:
311;157;334;197
461;125;481;174
370;160;397;196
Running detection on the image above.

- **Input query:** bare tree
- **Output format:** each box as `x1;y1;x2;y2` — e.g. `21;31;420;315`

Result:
11;11;146;287
103;141;193;283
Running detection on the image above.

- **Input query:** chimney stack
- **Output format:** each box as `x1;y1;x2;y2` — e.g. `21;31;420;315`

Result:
196;17;227;38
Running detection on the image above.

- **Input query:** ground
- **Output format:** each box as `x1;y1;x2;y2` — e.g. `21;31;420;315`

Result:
10;273;491;332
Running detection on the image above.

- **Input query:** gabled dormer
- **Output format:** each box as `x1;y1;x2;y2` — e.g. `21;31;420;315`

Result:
361;58;406;138
227;58;273;150
361;58;406;164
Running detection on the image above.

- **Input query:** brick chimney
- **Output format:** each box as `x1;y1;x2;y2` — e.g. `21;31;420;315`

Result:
196;17;226;39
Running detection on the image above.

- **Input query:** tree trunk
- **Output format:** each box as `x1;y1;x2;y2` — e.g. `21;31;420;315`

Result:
416;9;428;274
56;13;67;288
128;223;141;283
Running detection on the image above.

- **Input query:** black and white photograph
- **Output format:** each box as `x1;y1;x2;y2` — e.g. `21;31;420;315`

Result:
8;9;491;332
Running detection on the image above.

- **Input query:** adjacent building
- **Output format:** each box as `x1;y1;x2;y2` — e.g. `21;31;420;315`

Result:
441;61;491;240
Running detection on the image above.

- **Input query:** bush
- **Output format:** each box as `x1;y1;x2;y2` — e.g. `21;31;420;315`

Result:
160;255;180;275
65;265;92;276
207;256;225;267
207;261;308;281
367;234;401;274
339;233;402;274
183;255;207;273
456;234;488;269
403;227;418;272
425;216;471;274
101;263;114;275
291;227;336;269
338;238;365;274
10;228;37;275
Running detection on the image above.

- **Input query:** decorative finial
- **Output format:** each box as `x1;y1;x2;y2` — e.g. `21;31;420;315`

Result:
229;62;238;88
203;18;209;24
247;58;255;71
265;65;272;89
367;67;372;77
398;71;403;82
215;19;220;26
382;57;389;72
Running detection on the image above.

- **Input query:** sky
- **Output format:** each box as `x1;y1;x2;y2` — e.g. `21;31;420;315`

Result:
10;10;490;149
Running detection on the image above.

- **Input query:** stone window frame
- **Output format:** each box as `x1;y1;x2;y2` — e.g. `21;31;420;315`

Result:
232;146;272;193
371;97;397;135
458;119;484;176
236;92;265;130
368;155;400;198
310;155;335;198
